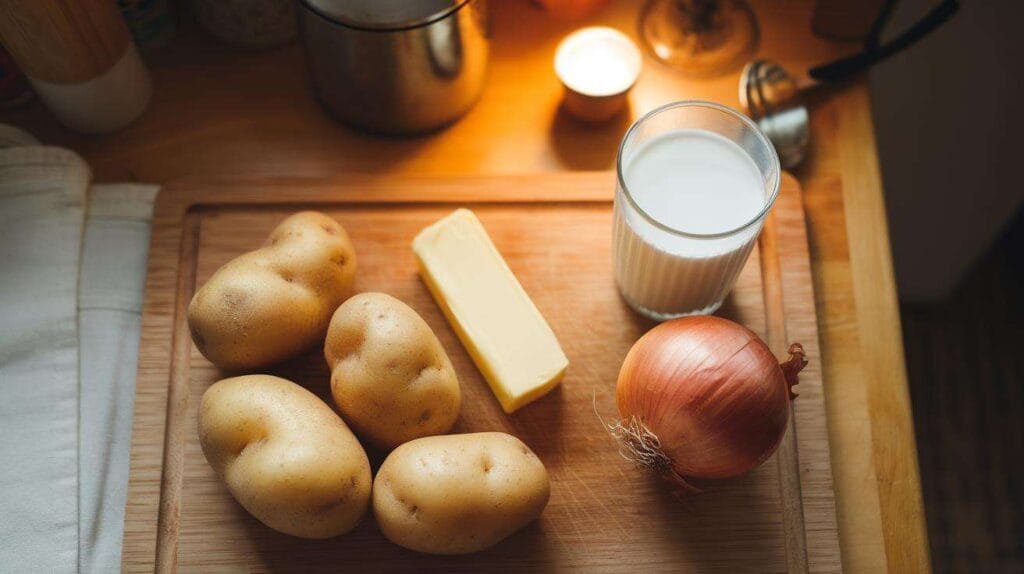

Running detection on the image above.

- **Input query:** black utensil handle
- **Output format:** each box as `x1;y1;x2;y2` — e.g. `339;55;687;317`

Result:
865;0;900;50
809;0;959;82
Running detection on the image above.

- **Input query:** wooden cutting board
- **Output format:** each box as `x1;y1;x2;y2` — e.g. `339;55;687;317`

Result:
123;172;841;573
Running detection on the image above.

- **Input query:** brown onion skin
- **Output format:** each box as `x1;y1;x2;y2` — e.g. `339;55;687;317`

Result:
616;316;792;481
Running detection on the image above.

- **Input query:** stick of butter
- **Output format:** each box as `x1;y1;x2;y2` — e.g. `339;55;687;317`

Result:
412;209;569;414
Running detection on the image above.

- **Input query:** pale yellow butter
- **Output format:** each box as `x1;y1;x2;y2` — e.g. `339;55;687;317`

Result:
412;209;569;414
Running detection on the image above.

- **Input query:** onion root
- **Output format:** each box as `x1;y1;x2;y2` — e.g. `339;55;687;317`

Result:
602;415;701;495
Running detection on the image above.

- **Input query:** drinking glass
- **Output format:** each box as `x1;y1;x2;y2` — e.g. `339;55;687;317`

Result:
639;0;759;77
612;100;780;320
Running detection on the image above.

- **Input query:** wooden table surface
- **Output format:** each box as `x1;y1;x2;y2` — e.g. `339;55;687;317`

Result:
0;1;929;571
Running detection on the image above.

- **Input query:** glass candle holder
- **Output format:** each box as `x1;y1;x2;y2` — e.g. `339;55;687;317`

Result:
612;100;780;320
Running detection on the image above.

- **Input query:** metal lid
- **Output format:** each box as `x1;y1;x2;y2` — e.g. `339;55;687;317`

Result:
301;0;470;31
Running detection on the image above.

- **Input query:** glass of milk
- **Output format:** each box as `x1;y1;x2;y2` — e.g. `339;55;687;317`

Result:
612;100;781;320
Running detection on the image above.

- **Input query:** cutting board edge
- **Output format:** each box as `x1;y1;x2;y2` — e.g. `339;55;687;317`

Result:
122;172;841;573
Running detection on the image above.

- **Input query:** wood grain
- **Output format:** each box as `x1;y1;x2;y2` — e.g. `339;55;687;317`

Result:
0;0;858;181
760;211;809;573
833;86;930;573
3;2;928;570
123;172;842;572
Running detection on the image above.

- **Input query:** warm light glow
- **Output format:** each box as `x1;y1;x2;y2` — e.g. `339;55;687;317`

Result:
555;27;642;97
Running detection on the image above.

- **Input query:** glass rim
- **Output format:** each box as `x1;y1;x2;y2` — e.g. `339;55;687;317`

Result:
615;100;781;239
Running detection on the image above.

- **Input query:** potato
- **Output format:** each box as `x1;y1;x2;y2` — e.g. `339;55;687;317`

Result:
188;211;356;370
198;374;372;539
373;432;550;554
325;292;461;450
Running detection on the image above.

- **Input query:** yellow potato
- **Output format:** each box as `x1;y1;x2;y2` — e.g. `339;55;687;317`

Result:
325;292;461;450
188;211;356;370
198;374;372;539
373;432;550;554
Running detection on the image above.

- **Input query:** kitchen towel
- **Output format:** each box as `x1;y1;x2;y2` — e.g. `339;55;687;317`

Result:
0;130;157;573
0;144;91;573
78;184;157;574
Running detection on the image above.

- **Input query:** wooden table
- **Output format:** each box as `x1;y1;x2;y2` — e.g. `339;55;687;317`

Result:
0;1;929;571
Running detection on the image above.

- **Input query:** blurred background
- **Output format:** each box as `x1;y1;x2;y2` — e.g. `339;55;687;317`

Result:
870;1;1024;570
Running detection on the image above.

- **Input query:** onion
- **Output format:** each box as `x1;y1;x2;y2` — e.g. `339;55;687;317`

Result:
609;316;807;492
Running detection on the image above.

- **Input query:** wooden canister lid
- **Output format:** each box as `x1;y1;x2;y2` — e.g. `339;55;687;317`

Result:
0;0;132;84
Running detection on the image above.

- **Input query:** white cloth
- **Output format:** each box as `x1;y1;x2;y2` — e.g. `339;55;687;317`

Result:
0;133;156;573
0;145;91;573
0;124;40;147
78;185;156;574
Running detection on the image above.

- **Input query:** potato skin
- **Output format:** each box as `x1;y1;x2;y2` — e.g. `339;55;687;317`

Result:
188;211;356;370
325;292;461;450
198;375;372;539
373;432;550;554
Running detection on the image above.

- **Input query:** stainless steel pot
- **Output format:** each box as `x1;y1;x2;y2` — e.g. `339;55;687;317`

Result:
298;0;489;135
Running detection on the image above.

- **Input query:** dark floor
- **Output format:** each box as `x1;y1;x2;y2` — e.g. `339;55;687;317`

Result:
901;208;1024;573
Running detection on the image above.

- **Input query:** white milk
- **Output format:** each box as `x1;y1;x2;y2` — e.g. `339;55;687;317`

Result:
613;128;767;318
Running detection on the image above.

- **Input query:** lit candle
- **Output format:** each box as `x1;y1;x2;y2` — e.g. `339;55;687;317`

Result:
554;26;642;122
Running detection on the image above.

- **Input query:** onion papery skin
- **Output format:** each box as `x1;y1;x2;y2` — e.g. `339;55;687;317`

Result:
615;316;799;485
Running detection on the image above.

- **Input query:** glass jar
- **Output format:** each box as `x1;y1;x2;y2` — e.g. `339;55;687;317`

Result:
194;0;297;48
